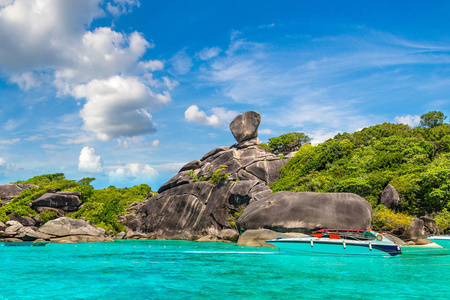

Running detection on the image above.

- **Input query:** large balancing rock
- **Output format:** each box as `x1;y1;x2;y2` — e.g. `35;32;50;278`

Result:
229;111;261;143
237;192;372;233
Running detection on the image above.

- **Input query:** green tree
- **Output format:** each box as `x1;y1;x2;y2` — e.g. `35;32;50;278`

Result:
268;132;311;153
420;111;447;128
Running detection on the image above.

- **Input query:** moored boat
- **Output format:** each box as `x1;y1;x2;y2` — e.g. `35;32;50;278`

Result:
3;241;49;247
427;235;450;249
266;229;402;256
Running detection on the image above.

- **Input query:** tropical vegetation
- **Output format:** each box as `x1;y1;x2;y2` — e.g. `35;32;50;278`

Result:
0;173;152;233
270;111;450;232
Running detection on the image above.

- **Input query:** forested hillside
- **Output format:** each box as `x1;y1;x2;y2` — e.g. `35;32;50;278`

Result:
271;113;450;231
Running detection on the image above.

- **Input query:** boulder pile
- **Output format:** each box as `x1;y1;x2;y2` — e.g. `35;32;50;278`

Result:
0;217;113;243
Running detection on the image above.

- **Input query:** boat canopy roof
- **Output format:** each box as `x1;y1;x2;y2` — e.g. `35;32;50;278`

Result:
315;229;368;233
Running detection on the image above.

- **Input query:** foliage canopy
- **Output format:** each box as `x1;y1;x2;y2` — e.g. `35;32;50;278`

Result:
271;120;450;220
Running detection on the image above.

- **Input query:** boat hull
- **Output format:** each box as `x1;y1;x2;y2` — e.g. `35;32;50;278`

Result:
267;238;401;256
427;236;450;249
3;241;49;247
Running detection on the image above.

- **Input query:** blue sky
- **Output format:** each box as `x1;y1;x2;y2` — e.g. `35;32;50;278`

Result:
0;0;449;190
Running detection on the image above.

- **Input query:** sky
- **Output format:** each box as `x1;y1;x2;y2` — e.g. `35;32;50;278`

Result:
0;0;449;190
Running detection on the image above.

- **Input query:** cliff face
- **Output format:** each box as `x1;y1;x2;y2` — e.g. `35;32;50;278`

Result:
123;111;287;239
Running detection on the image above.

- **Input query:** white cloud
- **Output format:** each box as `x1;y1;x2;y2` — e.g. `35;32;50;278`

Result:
106;0;140;17
162;76;179;90
184;105;222;127
139;60;164;72
0;157;6;169
73;75;171;140
0;138;20;145
210;107;239;123
152;162;185;173
78;146;104;173
259;23;275;29
395;115;421;127
258;129;273;135
309;130;340;145
170;49;193;74
9;72;42;90
197;47;221;60
0;0;103;73
151;140;159;147
55;27;150;86
0;1;173;141
0;157;18;172
109;162;158;183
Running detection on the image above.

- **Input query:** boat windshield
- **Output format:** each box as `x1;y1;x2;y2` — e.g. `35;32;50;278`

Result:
315;230;376;241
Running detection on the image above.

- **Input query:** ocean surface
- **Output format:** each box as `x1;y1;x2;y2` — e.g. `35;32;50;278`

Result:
1;240;449;300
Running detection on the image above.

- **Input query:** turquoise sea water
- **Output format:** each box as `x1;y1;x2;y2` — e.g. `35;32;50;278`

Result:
1;240;450;300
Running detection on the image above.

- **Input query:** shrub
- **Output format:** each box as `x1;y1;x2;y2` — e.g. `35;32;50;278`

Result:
39;210;58;224
227;205;245;228
372;206;413;234
210;165;230;184
434;208;450;233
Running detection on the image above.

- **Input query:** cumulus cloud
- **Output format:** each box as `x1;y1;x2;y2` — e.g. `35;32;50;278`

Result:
73;76;171;140
0;0;103;73
78;146;104;173
151;140;160;147
184;105;222;127
210;107;239;123
0;1;172;141
395;115;421;127
109;163;158;183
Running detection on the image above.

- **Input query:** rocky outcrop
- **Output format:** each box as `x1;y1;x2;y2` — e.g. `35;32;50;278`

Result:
380;184;401;211
236;192;372;233
31;192;82;212
7;214;36;226
0;184;38;206
0;218;113;243
136;145;286;237
125;111;375;243
229;111;261;143
407;217;439;242
127;112;288;240
0;220;51;241
39;217;104;237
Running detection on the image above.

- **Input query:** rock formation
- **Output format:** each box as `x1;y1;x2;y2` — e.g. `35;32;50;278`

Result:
380;184;401;211
125;110;376;243
229;111;261;143
236;192;373;233
0;217;113;243
0;184;38;206
126;111;288;240
38;217;113;243
31;191;82;213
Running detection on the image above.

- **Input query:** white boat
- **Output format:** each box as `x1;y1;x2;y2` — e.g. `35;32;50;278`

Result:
266;229;402;256
427;235;450;249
